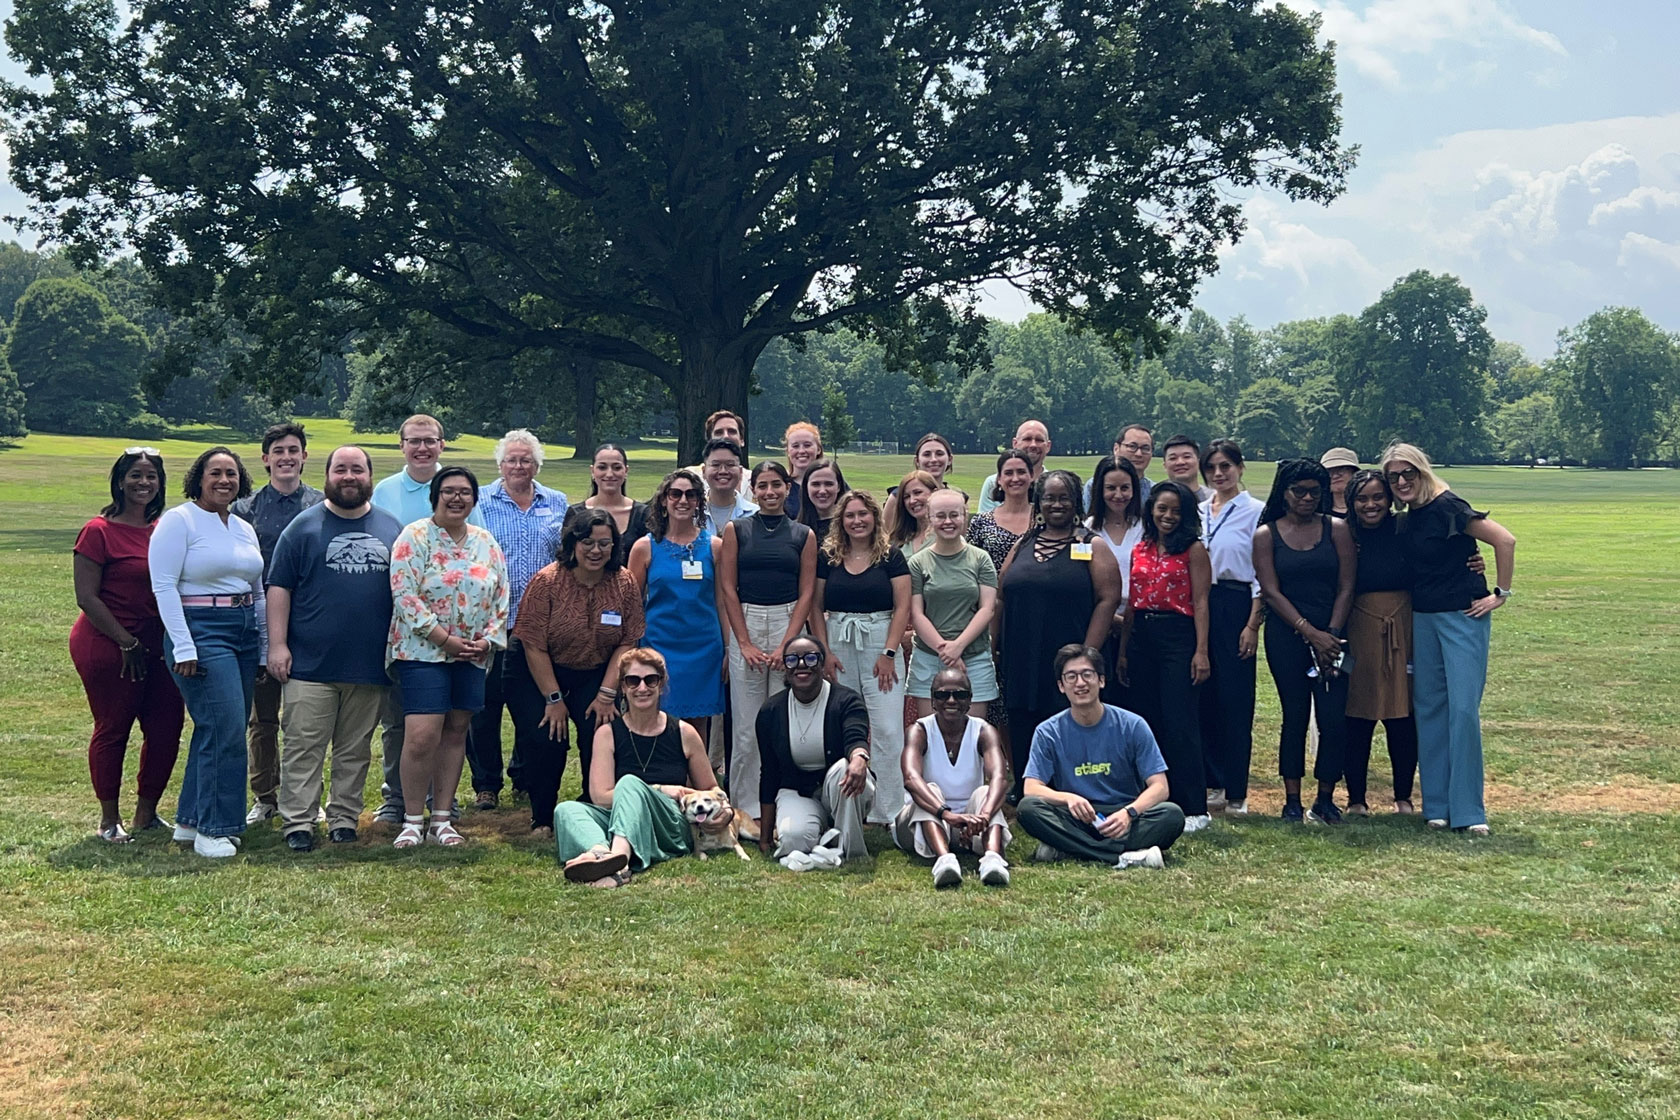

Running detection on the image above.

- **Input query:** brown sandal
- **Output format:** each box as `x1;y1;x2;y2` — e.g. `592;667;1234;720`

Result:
1393;799;1416;815
564;846;629;883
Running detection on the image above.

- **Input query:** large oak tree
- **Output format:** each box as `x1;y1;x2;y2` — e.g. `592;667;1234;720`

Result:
3;0;1353;461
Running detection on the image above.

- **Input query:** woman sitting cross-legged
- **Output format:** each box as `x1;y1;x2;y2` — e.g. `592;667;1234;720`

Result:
555;648;723;888
757;636;876;869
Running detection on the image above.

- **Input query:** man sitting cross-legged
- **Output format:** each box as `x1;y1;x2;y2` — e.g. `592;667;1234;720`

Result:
893;664;1012;888
1017;643;1186;869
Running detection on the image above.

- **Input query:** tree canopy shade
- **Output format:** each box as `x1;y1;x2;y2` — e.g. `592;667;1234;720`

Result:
6;277;149;434
2;0;1354;462
1552;308;1679;467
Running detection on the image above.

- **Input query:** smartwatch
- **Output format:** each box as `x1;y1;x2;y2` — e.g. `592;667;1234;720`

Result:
884;649;897;660
545;690;563;704
1125;806;1140;824
1493;587;1511;600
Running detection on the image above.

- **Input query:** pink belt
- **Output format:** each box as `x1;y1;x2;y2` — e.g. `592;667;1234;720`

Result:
180;593;254;608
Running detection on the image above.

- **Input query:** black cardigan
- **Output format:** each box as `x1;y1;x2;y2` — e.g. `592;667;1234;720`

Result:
756;682;872;805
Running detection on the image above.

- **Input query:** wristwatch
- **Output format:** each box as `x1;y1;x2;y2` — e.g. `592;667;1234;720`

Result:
883;649;897;660
545;690;563;704
1493;587;1511;600
1125;806;1140;824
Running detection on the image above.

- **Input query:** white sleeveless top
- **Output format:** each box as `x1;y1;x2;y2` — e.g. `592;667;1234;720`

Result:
918;714;984;803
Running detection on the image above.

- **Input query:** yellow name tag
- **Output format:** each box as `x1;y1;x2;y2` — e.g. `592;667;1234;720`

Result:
681;560;704;580
1071;543;1093;561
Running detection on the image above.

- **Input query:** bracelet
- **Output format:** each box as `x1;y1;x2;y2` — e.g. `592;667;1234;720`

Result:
597;686;619;698
119;639;141;652
1294;617;1308;631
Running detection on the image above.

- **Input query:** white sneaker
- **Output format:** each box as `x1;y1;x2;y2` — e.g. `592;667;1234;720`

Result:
1182;813;1213;833
1032;842;1068;863
245;802;276;824
193;834;238;858
1224;799;1249;816
1206;789;1227;813
978;851;1010;887
1115;845;1164;870
932;852;962;888
172;823;197;842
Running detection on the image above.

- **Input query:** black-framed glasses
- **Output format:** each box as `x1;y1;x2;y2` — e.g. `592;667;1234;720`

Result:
1119;441;1152;454
1385;467;1421;484
577;538;614;552
403;437;441;447
437;487;475;499
931;688;972;702
621;672;663;689
782;651;824;669
1060;668;1100;683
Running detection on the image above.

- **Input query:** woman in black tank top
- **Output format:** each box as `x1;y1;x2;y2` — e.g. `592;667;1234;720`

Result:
1253;459;1357;825
554;649;724;888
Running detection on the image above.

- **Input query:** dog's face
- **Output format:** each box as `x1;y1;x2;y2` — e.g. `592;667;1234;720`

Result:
681;789;733;831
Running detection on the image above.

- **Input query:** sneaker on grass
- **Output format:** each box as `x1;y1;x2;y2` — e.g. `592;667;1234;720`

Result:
978;851;1010;887
932;852;962;888
1114;846;1164;870
1032;842;1068;863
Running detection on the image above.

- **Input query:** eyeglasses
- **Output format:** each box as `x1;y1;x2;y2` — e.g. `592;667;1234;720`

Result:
1060;668;1100;683
403;437;441;448
931;689;972;702
437;487;475;499
1385;467;1421;484
1287;486;1323;500
782;651;824;669
666;488;700;502
1120;442;1152;454
501;457;536;468
577;538;614;553
123;446;161;456
621;672;663;690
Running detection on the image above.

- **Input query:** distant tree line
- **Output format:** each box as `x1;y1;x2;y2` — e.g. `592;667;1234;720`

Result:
1;242;1675;468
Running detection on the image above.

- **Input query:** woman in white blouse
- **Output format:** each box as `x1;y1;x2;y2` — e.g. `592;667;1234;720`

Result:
1085;456;1145;708
1196;439;1263;817
148;447;267;859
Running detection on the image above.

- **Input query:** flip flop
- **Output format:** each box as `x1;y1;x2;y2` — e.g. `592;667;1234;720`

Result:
564;848;629;883
97;824;132;844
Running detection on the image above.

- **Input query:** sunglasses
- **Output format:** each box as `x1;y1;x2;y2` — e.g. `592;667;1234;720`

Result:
782;651;824;669
1287;486;1323;500
1385;467;1421;484
621;672;663;689
124;446;161;456
931;689;972;702
666;488;700;502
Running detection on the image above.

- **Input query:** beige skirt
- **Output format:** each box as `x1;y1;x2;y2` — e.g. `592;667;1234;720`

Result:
1345;590;1412;721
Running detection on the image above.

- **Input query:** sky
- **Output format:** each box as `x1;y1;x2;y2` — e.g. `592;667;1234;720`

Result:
1;1;1676;359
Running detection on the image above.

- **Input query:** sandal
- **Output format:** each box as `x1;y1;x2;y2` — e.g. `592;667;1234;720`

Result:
1393;799;1416;815
97;823;132;844
564;845;629;883
393;814;425;849
586;868;632;890
429;816;466;847
1463;823;1491;837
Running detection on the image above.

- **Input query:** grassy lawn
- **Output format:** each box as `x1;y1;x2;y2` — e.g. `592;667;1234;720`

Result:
2;424;1678;1118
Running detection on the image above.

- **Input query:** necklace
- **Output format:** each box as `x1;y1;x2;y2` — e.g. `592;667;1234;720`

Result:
938;720;965;765
791;688;824;743
755;513;784;534
624;715;664;774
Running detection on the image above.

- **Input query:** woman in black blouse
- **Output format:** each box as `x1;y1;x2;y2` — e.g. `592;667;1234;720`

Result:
1382;443;1515;836
810;489;910;824
572;443;648;564
718;461;818;825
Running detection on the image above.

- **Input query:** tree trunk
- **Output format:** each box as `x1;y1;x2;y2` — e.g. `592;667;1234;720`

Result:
673;334;762;465
570;355;598;458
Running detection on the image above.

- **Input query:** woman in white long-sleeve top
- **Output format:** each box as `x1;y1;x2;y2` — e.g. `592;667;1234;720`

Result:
148;446;267;858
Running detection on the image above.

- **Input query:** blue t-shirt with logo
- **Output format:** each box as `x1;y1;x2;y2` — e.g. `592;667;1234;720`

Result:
1024;704;1167;805
267;504;405;685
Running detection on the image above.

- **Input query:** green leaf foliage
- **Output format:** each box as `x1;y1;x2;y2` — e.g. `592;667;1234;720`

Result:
1551;307;1680;467
7;276;149;435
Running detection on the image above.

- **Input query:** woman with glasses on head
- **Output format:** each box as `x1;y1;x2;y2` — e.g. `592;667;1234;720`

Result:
150;447;268;858
73;447;185;842
555;648;723;887
1196;440;1264;817
387;466;510;848
1381;444;1515;836
1119;481;1212;829
571;442;647;564
513;507;644;830
718;460;818;827
628;469;726;747
1252;459;1357;826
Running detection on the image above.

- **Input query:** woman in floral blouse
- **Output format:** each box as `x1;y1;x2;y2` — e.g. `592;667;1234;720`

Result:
387;466;510;849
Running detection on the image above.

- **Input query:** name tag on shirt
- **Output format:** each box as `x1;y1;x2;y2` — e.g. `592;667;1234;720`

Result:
601;611;623;627
681;560;704;580
1071;543;1093;561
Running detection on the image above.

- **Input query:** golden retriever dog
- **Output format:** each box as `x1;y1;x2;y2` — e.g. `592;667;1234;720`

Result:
680;788;752;861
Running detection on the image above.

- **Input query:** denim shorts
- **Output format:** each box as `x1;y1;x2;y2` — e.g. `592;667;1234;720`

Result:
392;659;488;715
906;643;1000;702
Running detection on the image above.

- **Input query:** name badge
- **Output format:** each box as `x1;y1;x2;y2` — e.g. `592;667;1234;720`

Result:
1071;543;1093;561
601;610;623;627
681;560;704;580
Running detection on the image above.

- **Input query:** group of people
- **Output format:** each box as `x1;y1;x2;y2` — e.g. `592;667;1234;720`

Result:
69;410;1516;886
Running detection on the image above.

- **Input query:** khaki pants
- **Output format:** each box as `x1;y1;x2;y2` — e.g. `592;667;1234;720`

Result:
772;759;875;862
891;781;1011;859
279;680;384;834
247;671;283;804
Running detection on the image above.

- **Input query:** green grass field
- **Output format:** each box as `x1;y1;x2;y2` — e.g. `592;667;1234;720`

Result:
3;421;1679;1119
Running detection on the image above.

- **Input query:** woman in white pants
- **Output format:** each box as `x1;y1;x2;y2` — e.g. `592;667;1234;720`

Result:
718;461;817;824
809;490;911;825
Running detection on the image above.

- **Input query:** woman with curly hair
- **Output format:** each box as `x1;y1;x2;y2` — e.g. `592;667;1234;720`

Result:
148;446;266;858
71;447;184;842
1253;458;1357;825
810;489;912;823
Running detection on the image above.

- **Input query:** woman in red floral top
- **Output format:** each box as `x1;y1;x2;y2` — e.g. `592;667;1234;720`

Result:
387;467;510;849
1120;480;1212;826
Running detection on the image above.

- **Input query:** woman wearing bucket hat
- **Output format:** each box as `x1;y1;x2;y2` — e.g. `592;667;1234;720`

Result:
1319;447;1360;518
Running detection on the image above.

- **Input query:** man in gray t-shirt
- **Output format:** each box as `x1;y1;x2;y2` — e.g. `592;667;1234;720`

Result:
1017;644;1185;867
264;446;402;851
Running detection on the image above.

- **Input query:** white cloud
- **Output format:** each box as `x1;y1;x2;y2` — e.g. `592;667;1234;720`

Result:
1278;0;1567;88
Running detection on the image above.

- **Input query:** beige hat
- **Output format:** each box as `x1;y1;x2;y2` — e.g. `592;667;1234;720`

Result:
1320;447;1359;470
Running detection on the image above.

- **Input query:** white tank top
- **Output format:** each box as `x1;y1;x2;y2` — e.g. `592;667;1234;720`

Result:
918;714;984;803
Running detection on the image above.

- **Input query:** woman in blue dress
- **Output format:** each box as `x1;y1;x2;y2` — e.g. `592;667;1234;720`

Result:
627;469;728;745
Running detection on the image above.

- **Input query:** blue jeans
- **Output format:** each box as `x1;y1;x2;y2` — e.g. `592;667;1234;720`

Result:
1412;610;1489;828
165;606;260;838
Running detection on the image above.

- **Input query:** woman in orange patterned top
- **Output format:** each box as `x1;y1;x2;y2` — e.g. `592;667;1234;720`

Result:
387;466;510;849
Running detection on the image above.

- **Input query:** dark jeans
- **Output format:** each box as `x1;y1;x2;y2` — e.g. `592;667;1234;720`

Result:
165;606;260;838
1005;704;1068;798
1100;631;1132;713
1345;716;1417;805
503;657;610;826
1017;796;1185;861
1200;584;1257;801
1263;622;1347;786
1126;611;1207;815
467;645;542;795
